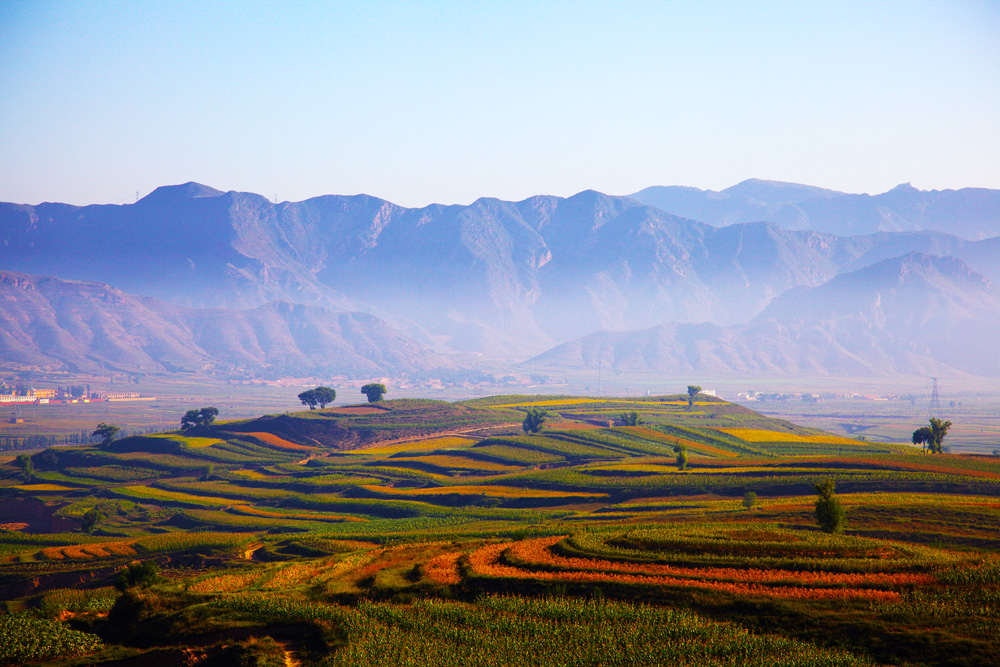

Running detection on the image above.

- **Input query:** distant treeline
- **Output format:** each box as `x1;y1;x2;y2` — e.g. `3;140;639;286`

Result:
0;427;163;452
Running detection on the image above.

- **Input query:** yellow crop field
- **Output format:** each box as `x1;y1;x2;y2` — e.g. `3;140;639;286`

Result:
120;485;236;507
230;469;270;480
491;398;607;408
357;436;477;456
13;484;74;492
147;434;224;448
189;571;265;593
715;428;860;445
491;398;707;409
362;484;607;499
233;506;367;522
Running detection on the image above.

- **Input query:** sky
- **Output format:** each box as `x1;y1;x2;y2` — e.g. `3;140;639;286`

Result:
1;0;998;207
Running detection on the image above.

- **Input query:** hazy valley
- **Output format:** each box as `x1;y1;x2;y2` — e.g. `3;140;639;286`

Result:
2;179;999;379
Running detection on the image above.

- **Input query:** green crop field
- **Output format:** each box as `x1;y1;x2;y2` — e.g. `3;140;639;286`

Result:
0;395;997;666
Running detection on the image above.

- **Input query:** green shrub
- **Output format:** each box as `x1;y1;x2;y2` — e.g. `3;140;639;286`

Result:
815;478;846;534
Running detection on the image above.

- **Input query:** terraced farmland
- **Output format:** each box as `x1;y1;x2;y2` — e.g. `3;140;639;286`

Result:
0;395;998;666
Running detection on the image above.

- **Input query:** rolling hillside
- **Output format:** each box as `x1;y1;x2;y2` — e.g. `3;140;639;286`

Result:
1;395;998;666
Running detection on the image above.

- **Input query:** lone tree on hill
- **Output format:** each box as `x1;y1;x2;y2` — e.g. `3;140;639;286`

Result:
686;385;702;411
620;411;643;426
82;508;103;534
92;423;120;447
361;383;387;403
14;453;33;482
181;407;219;430
299;386;336;409
673;443;688;471
912;418;951;454
115;561;161;592
522;408;547;434
314;386;336;408
911;426;933;452
814;478;846;534
742;491;757;510
298;389;318;409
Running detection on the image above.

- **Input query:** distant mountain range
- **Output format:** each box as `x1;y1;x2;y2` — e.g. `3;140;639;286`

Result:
2;180;998;376
0;271;449;376
527;253;1000;377
630;179;1000;239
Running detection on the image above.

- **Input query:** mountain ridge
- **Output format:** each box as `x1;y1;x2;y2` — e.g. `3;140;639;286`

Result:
3;181;998;363
630;181;1000;239
527;253;1000;377
0;270;451;377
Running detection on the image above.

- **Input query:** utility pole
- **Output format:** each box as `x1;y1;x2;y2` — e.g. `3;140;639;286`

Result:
598;359;603;397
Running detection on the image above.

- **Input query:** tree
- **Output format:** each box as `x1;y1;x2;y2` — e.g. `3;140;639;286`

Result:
928;417;952;454
522;408;547;434
115;561;161;592
92;422;120;447
82;508;103;534
314;386;336;408
742;491;757;510
686;385;702;411
620;411;643;426
361;383;387;403
299;386;336;409
911;426;933;452
181;407;219;430
14;453;33;482
200;463;214;481
298;389;318;410
673;443;688;471
814;478;846;534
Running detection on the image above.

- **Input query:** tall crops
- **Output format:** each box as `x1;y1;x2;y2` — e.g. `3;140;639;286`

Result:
0;614;103;665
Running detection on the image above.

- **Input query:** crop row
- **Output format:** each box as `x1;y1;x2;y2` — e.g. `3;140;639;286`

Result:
467;542;902;601
319;595;872;667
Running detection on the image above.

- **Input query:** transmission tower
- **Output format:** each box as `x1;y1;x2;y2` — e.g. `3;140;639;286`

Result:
929;377;941;417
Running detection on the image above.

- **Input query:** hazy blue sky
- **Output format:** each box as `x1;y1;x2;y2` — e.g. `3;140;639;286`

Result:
2;0;998;206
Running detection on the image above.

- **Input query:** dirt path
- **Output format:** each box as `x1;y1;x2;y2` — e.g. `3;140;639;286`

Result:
275;640;301;667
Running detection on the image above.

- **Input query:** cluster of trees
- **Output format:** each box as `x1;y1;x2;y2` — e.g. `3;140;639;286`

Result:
181;407;218;430
298;386;336;409
912;417;951;454
0;433;91;451
620;411;643;426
